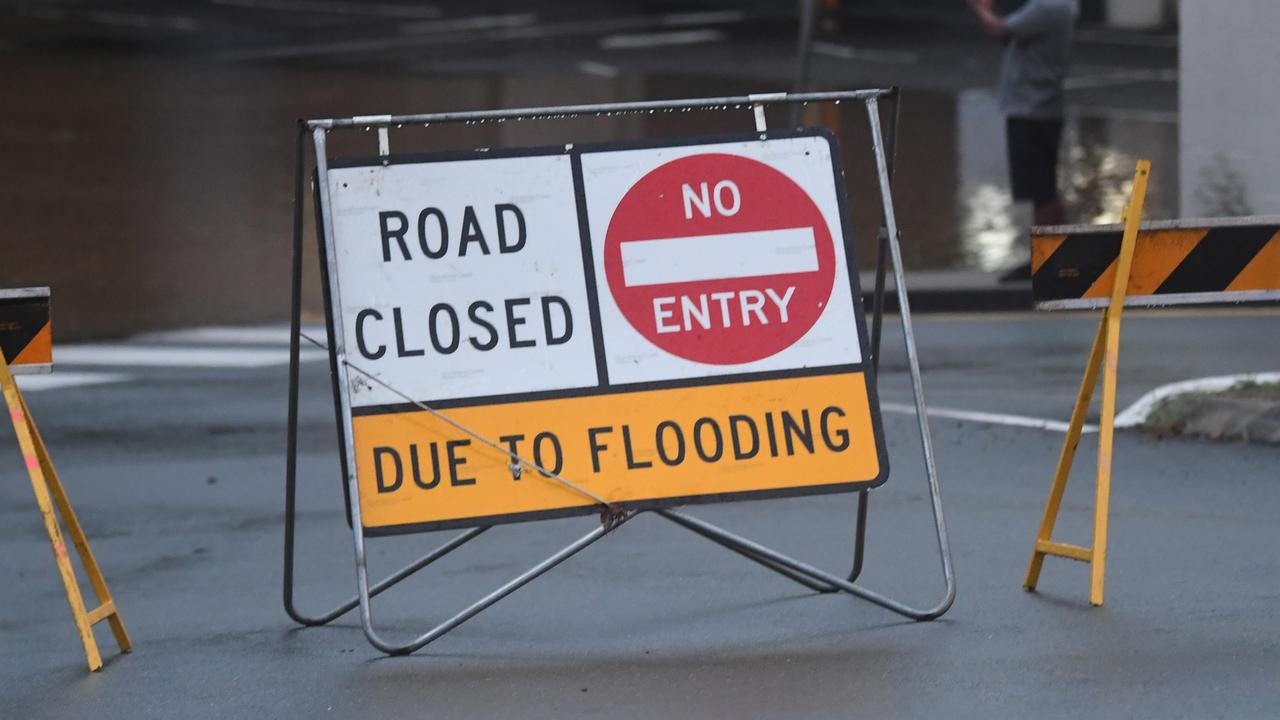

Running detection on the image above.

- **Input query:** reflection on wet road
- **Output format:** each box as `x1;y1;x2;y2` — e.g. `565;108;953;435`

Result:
0;2;1182;338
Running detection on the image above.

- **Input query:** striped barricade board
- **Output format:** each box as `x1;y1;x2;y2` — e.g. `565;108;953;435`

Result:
1031;217;1280;310
0;287;52;374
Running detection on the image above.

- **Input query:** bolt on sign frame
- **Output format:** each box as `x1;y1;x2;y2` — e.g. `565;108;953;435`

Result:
0;288;131;671
1024;166;1280;606
283;89;955;655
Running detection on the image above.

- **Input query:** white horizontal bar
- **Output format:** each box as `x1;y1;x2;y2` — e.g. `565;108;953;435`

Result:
600;29;725;50
1036;289;1280;311
621;228;818;287
0;286;49;300
16;372;128;392
881;402;1098;434
55;345;327;368
137;324;325;345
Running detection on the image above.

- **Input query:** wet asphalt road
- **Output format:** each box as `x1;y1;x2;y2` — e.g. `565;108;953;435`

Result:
1;310;1277;718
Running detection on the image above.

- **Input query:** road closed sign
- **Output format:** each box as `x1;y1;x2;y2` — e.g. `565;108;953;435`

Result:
320;130;887;534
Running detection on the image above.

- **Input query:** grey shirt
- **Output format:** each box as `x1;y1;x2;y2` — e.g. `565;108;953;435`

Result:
999;0;1078;119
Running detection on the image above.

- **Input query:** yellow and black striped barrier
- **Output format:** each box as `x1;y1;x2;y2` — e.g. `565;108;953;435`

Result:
1032;217;1280;310
0;287;52;373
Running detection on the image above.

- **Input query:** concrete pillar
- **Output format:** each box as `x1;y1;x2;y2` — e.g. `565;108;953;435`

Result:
1180;0;1280;217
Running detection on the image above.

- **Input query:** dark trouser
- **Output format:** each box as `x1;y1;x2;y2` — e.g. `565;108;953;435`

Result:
1006;116;1063;205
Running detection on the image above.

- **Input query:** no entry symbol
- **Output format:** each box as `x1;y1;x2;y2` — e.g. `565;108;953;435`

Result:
603;153;837;365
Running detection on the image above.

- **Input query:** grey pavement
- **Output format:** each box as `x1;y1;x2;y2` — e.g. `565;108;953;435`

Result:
2;309;1277;718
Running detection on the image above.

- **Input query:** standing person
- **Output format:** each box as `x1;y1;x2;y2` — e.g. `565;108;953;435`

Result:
968;0;1077;235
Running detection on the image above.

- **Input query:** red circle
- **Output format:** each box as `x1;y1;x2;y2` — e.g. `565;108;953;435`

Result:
603;153;836;365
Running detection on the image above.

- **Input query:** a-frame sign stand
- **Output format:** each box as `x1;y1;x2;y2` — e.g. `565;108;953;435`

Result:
1024;160;1151;606
284;89;955;655
0;353;132;671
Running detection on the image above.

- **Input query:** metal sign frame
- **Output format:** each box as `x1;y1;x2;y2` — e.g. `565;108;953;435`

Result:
284;88;955;656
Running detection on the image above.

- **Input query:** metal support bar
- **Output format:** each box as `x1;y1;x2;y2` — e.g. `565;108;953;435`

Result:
850;89;899;584
791;0;818;125
305;90;893;129
658;509;947;620
673;512;839;593
355;515;633;656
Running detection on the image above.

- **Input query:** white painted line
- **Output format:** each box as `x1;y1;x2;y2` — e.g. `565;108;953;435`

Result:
15;372;129;393
137;324;326;345
211;0;441;19
1114;372;1280;428
600;29;724;50
659;10;747;26
0;286;48;300
812;41;918;64
1065;67;1178;90
621;228;818;287
578;60;620;79
881;402;1099;434
220;12;535;60
85;11;201;31
397;12;537;35
54;345;327;368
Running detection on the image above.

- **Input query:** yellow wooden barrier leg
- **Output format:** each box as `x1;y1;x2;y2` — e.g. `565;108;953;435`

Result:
1024;316;1106;590
1090;160;1150;606
1;354;130;671
1023;160;1150;605
19;390;132;653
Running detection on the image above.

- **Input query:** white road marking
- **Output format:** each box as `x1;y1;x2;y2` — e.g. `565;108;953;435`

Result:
600;29;724;50
881;402;1098;434
578;60;620;78
397;12;538;35
811;41;919;64
219;12;535;60
54;345;327;368
137;324;325;345
16;6;200;31
1065;67;1178;90
1113;372;1280;428
211;0;441;19
659;10;747;26
621;228;818;286
15;372;130;393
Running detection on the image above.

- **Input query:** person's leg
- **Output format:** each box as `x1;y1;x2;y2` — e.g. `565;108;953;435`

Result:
1033;197;1065;226
1001;117;1039;281
1031;118;1066;226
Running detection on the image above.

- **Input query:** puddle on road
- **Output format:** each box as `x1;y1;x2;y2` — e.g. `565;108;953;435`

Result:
0;53;1178;339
